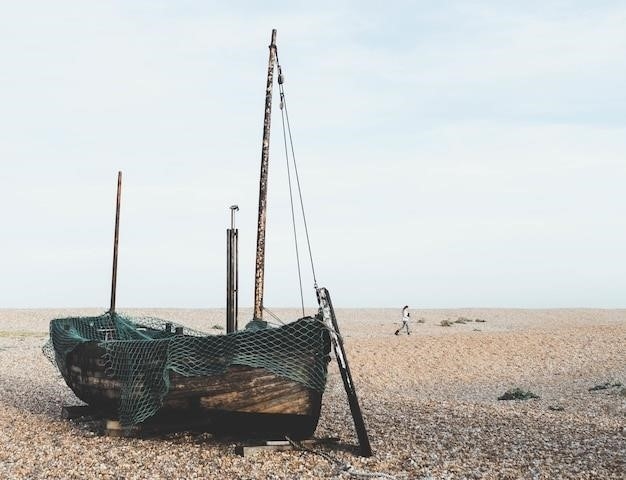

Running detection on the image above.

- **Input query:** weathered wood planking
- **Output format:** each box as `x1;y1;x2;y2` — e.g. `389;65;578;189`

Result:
62;340;323;438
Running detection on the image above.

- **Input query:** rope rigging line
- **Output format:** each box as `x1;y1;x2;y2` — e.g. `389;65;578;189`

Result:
274;51;319;291
262;306;286;326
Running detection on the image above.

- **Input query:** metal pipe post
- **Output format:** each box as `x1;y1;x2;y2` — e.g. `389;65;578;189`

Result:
226;205;239;333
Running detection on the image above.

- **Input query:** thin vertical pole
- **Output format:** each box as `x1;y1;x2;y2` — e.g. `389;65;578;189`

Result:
109;171;122;314
234;228;239;331
253;29;277;320
226;229;232;331
227;205;239;333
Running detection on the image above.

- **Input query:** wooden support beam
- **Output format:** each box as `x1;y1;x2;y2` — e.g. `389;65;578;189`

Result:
105;419;124;437
236;437;339;457
61;405;100;420
316;287;373;457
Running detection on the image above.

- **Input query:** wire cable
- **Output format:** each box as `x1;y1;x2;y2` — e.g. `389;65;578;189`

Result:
278;68;306;317
275;52;319;289
262;306;286;326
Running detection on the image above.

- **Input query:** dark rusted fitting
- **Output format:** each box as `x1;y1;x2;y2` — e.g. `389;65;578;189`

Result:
230;205;239;229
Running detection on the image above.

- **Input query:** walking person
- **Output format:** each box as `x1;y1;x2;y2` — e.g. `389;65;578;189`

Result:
395;305;411;335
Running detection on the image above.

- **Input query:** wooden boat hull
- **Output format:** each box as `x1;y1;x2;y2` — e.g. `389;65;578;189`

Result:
62;340;324;439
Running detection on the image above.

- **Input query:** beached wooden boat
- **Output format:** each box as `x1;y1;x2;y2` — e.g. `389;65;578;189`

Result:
49;314;330;438
46;29;334;439
47;31;371;455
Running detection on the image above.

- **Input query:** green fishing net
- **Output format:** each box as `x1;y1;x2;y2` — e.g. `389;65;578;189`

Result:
43;313;330;426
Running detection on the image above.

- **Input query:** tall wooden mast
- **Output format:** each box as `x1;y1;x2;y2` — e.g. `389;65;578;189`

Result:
253;29;277;320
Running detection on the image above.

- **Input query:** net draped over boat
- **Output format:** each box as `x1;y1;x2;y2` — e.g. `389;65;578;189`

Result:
43;313;330;426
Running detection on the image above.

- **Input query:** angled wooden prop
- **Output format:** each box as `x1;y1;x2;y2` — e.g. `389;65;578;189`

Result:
317;287;372;457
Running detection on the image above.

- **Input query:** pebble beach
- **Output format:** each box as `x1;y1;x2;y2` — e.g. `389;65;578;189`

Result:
0;308;624;479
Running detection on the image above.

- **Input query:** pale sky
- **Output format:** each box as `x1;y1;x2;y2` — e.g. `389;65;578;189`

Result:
1;1;625;309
